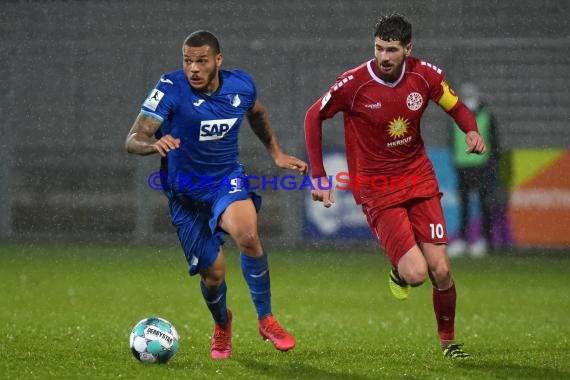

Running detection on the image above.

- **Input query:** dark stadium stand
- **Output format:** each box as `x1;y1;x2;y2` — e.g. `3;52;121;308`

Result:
1;0;568;244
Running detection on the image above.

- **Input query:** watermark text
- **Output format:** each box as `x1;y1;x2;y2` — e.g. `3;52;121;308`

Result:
147;171;422;192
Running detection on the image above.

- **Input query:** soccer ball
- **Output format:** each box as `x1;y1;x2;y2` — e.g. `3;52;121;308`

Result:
129;317;180;363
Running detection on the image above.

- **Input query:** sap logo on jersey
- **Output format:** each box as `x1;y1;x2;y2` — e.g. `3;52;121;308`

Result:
199;118;238;141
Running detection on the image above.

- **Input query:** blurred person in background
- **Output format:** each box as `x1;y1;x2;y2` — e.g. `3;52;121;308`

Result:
447;83;502;258
304;13;486;358
126;30;307;359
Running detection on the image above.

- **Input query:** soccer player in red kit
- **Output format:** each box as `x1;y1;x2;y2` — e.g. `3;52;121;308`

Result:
304;14;486;358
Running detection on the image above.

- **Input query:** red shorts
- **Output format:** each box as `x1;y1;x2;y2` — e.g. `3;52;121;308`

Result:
362;194;448;266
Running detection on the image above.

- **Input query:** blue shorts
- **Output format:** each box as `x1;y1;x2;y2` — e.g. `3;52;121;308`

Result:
164;169;261;276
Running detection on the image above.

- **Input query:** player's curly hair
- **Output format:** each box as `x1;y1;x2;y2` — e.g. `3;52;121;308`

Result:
184;30;221;54
374;13;412;45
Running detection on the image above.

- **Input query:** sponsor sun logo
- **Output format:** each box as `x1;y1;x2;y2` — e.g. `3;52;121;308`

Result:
387;116;410;139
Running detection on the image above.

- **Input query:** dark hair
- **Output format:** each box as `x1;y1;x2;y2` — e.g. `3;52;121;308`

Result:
374;13;412;45
183;30;221;54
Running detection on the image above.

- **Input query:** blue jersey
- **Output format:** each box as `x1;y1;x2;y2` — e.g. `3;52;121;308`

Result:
141;69;257;193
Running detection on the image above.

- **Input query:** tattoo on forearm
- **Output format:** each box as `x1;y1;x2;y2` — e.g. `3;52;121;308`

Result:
249;112;273;148
126;114;162;155
133;114;161;136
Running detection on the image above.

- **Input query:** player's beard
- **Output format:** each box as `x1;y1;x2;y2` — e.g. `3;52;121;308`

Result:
377;57;404;83
190;68;219;92
205;68;218;91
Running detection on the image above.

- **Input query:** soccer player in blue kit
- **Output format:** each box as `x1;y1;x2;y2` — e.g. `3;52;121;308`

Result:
125;30;307;359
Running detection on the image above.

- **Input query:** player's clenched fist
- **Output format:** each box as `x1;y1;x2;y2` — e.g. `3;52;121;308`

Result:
310;177;335;208
465;131;486;155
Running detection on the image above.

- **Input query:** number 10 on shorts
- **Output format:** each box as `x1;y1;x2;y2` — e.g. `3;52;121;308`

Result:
429;223;444;239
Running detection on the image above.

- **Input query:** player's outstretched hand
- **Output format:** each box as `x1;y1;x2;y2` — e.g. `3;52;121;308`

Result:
310;177;335;208
465;131;486;155
154;135;181;157
274;153;308;175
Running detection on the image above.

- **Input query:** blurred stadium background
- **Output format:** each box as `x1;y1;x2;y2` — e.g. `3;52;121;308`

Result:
1;0;569;250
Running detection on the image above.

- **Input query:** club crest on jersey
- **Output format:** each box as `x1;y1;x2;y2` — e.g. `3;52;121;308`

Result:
230;94;241;107
406;92;423;111
199;118;238;141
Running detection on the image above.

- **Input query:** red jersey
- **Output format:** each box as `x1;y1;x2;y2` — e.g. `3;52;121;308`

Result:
305;56;476;207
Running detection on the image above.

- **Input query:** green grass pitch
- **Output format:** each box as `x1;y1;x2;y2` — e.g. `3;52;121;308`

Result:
1;243;569;379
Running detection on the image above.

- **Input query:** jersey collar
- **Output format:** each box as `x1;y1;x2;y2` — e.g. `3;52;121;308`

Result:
197;71;224;98
366;59;406;88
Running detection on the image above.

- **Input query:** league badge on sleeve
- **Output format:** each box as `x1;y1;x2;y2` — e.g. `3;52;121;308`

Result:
143;89;165;111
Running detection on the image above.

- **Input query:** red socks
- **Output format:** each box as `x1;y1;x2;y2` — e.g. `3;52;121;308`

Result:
433;283;456;345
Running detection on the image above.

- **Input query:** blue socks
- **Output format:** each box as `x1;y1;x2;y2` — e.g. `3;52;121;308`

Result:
240;252;272;319
201;253;272;323
200;279;229;325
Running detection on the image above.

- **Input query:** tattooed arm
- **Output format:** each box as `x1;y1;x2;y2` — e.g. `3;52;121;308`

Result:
125;113;180;157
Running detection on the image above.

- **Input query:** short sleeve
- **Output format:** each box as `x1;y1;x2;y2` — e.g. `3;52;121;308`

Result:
242;70;258;105
141;76;178;123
